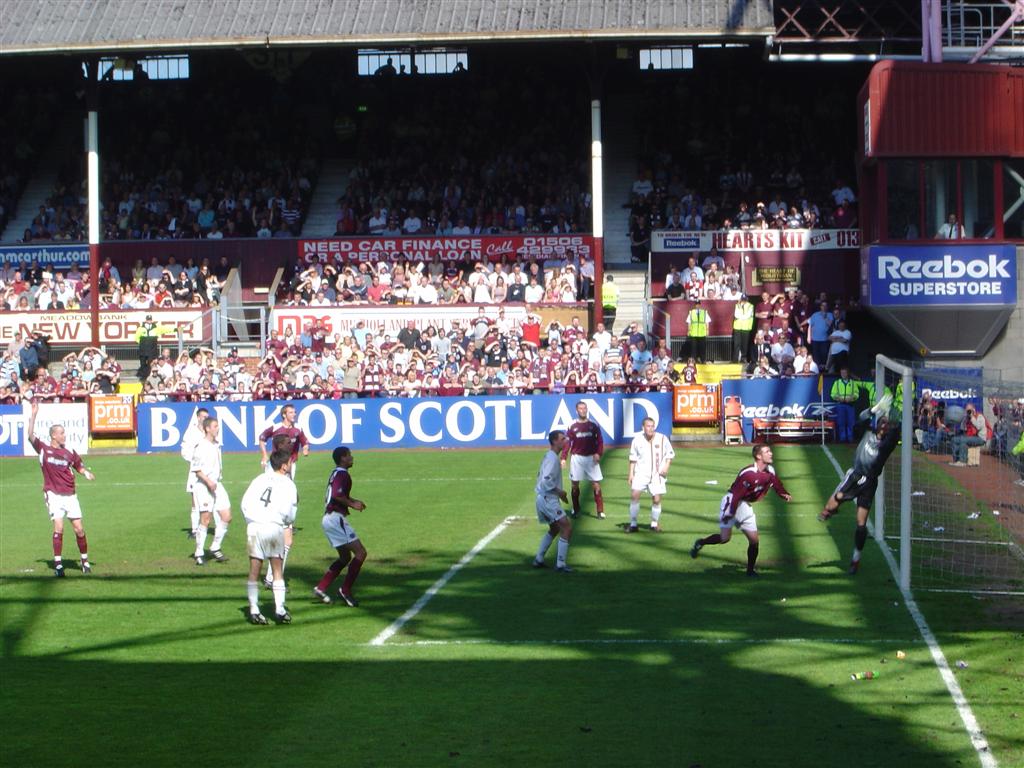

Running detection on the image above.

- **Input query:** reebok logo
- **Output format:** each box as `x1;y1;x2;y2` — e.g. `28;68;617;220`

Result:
878;253;1010;280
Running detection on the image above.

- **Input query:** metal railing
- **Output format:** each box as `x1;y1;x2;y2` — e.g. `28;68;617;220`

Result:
944;1;1024;49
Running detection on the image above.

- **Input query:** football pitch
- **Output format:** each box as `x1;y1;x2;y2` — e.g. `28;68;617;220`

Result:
1;445;1021;767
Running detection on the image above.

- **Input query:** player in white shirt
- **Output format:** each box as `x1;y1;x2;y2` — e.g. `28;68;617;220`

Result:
532;430;574;572
189;417;231;566
241;451;298;624
627;417;676;532
179;407;209;540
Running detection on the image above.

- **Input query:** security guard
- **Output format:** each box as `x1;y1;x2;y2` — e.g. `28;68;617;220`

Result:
134;314;174;378
686;298;710;363
732;295;754;363
602;274;619;334
830;365;859;442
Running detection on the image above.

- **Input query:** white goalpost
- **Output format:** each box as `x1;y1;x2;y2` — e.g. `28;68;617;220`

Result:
874;355;1024;596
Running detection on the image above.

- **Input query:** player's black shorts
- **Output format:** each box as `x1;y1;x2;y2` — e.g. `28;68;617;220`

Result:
833;469;878;509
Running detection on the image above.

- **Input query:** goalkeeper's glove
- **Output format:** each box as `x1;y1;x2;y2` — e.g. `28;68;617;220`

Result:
871;392;893;416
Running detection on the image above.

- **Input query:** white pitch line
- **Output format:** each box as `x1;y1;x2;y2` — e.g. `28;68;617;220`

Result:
384;637;924;648
821;445;997;768
369;515;523;647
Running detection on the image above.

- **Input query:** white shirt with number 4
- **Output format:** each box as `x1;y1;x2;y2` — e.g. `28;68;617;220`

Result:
628;432;675;481
241;473;298;528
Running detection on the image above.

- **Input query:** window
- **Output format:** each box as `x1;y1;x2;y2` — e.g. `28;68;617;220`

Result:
639;47;693;71
885;160;921;239
357;48;467;76
1003;159;1024;239
962;159;995;238
90;55;190;81
923;160;958;239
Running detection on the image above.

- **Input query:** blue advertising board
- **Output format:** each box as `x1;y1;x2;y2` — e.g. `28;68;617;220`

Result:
137;393;673;453
916;367;983;408
0;405;27;457
863;243;1017;307
720;377;836;442
0;243;90;269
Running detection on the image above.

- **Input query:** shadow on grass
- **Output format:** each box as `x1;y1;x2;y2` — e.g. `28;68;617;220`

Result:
0;652;969;768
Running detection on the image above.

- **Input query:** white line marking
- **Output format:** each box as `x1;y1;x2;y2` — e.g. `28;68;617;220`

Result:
380;637;924;648
821;445;998;768
369;515;524;647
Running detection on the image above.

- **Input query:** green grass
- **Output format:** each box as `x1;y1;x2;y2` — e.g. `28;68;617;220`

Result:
1;445;1021;767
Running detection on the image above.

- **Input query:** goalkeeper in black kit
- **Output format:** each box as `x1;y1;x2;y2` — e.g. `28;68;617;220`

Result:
818;393;899;575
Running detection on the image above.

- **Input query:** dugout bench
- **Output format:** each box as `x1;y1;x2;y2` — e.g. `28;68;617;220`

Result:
752;418;836;443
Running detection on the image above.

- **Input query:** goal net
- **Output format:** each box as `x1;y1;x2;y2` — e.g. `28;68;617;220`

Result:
875;355;1024;595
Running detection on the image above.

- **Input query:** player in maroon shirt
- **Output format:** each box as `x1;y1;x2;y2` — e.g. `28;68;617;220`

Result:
28;400;95;577
560;400;605;518
257;403;309;586
690;444;792;577
313;446;367;607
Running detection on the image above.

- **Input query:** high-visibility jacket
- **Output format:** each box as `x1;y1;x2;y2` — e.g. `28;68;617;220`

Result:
733;301;754;331
687;308;709;337
830;377;859;403
602;281;619;309
894;380;916;414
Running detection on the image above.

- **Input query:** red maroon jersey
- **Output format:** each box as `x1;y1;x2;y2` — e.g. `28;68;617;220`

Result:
726;464;789;515
562;418;604;459
31;436;83;495
259;424;309;462
324;467;353;515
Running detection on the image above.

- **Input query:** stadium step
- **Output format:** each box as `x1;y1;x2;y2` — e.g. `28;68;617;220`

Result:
604;269;647;335
301;157;355;238
1;119;80;243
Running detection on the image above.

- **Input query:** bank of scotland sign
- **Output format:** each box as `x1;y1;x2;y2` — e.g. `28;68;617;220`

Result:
863;244;1017;307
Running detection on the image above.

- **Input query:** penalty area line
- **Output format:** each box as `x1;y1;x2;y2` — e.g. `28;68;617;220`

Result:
384;637;924;648
820;445;998;768
369;515;524;647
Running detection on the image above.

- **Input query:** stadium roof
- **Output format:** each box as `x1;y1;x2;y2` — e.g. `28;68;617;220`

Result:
0;0;775;55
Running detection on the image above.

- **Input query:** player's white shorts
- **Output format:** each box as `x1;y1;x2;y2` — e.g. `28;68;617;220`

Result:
185;470;197;494
246;522;285;560
719;493;757;532
45;491;82;521
569;454;603;483
264;462;297;480
322;512;359;547
631;474;667;496
536;495;566;524
192;483;230;513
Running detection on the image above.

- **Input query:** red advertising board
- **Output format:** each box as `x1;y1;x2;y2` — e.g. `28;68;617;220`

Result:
297;235;596;265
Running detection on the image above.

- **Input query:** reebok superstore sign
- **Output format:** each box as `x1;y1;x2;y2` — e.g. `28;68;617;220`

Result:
863;244;1017;307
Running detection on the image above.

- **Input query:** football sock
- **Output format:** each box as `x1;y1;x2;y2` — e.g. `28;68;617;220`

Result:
594;489;603;513
341;558;363;595
651;504;662;525
556;537;570;568
247;580;260;613
747;542;759;572
316;558;347;591
629;501;640;526
194;525;208;557
536;532;554;562
272;580;287;614
853;524;868;562
76;534;88;561
700;533;724;546
571;487;581;515
189;508;200;534
211;518;228;551
52;532;63;559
